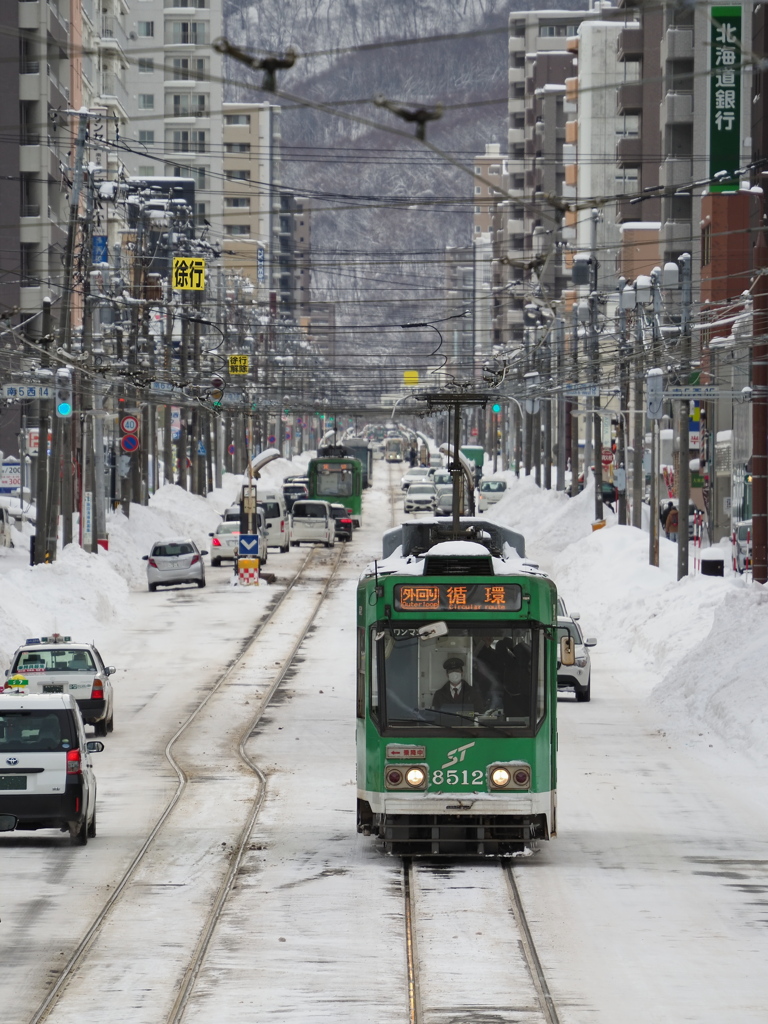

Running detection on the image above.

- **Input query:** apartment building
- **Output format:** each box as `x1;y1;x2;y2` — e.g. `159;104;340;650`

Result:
122;0;224;229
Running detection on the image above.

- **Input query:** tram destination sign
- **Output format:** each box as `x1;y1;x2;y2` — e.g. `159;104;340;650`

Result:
394;583;522;612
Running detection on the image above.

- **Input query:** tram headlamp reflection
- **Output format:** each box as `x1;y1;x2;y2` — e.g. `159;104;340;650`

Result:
405;766;427;788
490;767;512;789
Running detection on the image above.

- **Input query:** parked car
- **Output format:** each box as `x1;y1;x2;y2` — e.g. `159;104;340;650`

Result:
556;597;580;621
329;502;353;541
210;512;268;566
5;634;115;736
400;466;433;491
477;478;508;511
556;616;596;702
431;469;453;499
404;482;438;513
258;491;290;552
290;499;335;547
435;488;470;516
733;518;752;573
0;693;103;845
282;482;309;511
143;537;208;591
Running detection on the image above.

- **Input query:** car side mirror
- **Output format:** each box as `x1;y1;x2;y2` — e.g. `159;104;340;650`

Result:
584;638;597;647
560;637;575;666
209;532;214;537
571;612;580;620
200;550;209;556
106;666;116;676
86;740;104;753
142;555;149;561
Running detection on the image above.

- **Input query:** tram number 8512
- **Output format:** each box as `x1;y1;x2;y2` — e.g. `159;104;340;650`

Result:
432;769;484;786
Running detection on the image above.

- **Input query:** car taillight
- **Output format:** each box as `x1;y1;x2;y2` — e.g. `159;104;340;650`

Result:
346;508;353;517
66;749;82;775
212;537;221;546
190;554;200;565
340;518;352;525
148;558;158;568
280;520;285;533
92;678;104;700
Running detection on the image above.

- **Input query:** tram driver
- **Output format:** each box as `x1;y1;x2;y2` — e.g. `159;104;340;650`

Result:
431;656;486;716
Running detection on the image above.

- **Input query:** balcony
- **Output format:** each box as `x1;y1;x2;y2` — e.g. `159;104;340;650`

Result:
663;27;693;62
508;66;525;85
663;91;693;124
617;135;642;163
661;156;694;189
21;204;40;218
19;1;40;31
617;25;643;61
617;81;643;113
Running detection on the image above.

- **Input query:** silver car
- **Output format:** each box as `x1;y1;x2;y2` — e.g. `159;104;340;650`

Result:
143;537;207;591
556;616;596;702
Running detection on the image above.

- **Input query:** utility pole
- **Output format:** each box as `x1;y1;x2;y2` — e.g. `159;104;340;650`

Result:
648;267;664;567
632;290;645;529
617;278;630;525
570;306;580;496
752;224;768;583
33;298;52;563
555;317;566;491
676;253;692;580
589;209;604;524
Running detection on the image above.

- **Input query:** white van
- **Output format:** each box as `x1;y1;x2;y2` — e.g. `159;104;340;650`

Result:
290;499;335;547
0;693;103;845
258;491;291;553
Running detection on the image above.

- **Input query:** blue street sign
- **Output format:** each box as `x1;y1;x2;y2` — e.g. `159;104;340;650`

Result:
238;534;259;557
198;440;206;455
92;235;108;265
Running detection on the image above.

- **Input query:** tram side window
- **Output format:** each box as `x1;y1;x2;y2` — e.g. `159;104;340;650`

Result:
356;627;366;719
536;631;546;726
369;627;380;719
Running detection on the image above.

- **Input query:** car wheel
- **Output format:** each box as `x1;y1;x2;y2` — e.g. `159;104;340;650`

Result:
107;714;114;734
197;577;206;588
575;675;591;702
94;717;108;738
211;558;221;567
292;541;300;547
281;544;289;553
148;583;158;592
87;807;97;839
69;817;88;846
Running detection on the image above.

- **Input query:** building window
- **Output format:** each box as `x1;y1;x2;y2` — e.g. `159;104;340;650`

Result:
20;243;37;286
488;164;501;174
225;197;250;207
170;164;206;189
138;94;155;109
616;167;639;191
195;202;207;225
138;130;155;144
138;58;154;73
168;57;207;81
617;114;640;137
226;169;250;181
225;143;251;153
701;225;711;266
169;93;208;117
224;114;250;125
225;225;251;235
138;165;155;176
167;21;208;45
170;129;206;153
171;0;207;6
474;185;481;194
137;21;154;36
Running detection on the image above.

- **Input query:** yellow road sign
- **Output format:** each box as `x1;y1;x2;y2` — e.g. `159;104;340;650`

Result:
172;257;205;291
229;354;250;375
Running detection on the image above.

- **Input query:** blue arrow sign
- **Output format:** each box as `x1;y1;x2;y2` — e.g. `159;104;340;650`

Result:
238;534;259;557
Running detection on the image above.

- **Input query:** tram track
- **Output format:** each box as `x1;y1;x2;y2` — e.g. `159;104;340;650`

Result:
28;541;346;1024
402;858;561;1024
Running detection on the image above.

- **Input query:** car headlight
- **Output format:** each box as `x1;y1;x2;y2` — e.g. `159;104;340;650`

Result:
575;655;588;667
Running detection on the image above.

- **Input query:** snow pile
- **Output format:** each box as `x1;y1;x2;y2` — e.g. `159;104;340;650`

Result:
487;472;764;763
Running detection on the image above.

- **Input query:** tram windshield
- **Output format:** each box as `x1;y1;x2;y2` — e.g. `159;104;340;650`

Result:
315;464;354;497
372;624;547;736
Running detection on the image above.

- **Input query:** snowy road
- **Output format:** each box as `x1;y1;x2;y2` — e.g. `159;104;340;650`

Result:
2;461;767;1023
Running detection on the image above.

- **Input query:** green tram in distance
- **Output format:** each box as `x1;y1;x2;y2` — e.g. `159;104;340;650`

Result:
308;455;363;527
356;519;564;857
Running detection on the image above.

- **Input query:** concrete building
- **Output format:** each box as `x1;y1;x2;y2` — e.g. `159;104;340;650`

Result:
122;0;224;230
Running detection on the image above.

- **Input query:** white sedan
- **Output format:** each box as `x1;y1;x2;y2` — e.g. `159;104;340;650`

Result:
400;467;433;491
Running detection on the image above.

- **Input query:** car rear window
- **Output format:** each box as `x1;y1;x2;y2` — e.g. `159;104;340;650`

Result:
260;502;280;519
217;523;240;535
0;709;76;751
293;503;326;518
15;649;95;672
153;542;194;557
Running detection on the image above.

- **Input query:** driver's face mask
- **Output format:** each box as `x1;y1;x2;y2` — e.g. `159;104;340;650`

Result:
448;671;462;684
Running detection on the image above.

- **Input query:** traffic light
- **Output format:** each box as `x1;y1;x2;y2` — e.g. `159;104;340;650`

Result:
55;369;73;418
492;402;501;414
210;374;224;407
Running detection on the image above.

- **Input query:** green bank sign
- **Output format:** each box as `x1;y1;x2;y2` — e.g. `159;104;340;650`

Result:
710;6;742;192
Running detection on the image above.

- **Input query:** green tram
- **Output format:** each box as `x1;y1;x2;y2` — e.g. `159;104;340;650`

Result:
356;519;566;857
308;455;363;527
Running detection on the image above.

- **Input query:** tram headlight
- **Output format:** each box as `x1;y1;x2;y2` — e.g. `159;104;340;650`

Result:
384;763;429;790
488;762;531;791
405;766;427;789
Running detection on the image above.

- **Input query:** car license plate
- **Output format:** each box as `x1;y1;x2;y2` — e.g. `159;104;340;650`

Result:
43;685;63;693
0;776;26;790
